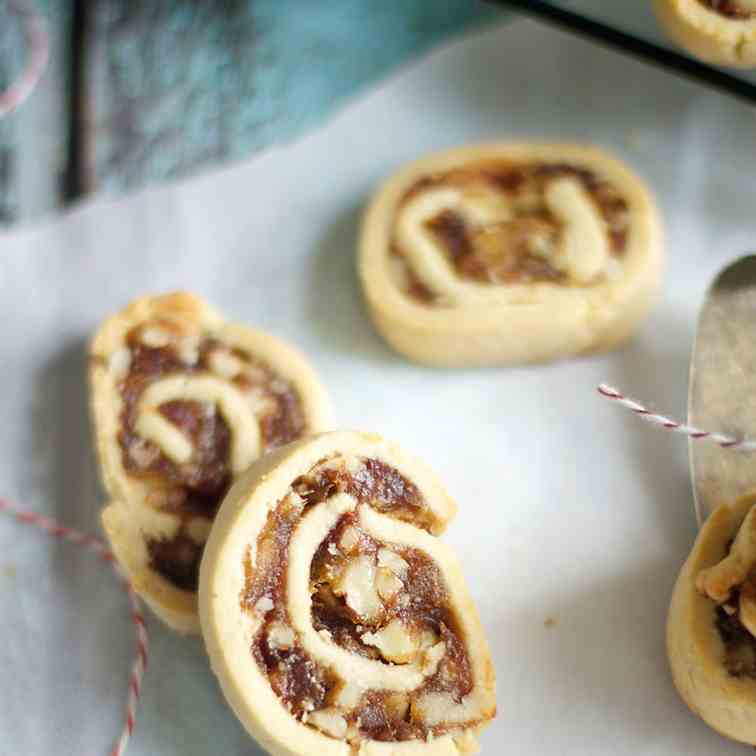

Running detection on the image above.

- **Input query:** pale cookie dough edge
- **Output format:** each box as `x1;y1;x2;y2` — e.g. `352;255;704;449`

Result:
655;0;756;68
668;492;756;745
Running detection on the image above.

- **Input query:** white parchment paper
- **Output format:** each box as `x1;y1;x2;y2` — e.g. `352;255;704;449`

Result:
2;18;756;756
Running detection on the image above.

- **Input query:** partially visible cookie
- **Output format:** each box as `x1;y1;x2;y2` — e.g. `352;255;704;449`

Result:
655;0;756;67
668;492;756;745
359;142;663;367
89;292;330;633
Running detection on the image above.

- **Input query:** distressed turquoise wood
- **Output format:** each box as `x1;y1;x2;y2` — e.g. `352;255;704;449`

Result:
0;0;71;225
87;0;497;192
0;0;498;224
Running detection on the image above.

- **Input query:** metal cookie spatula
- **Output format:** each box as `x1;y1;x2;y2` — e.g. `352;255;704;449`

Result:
689;255;756;526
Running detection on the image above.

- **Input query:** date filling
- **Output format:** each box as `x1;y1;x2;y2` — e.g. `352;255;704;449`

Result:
700;0;756;19
697;509;756;678
241;456;487;744
714;588;756;678
394;161;630;302
113;320;305;590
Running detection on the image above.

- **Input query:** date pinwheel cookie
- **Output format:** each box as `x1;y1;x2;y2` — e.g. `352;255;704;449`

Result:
89;292;330;633
359;143;663;367
668;492;756;745
199;431;496;755
655;0;756;67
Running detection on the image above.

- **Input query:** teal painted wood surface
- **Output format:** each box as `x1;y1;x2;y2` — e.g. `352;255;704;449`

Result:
0;0;72;224
0;0;498;223
87;0;498;192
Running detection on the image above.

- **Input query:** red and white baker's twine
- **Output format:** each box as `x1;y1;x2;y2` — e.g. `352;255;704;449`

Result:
0;497;148;756
597;384;756;452
0;1;49;118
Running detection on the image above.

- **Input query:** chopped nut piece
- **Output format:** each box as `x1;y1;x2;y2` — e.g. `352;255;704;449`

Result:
375;567;404;601
344;456;364;475
254;596;274;615
140;326;171;348
208;348;245;379
334;680;365;709
339;525;361;553
267;621;296;651
361;619;418;664
377;548;409;577
421;641;447;675
127;437;160;468
308;708;348;739
333;555;383;621
419;630;438;649
280;492;304;517
470;217;558;283
414;690;482;727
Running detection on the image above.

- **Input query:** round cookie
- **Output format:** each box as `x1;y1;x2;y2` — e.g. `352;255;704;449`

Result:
359;142;663;367
200;431;496;755
655;0;756;67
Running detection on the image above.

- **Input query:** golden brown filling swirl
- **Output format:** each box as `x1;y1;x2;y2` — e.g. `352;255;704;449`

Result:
114;319;305;590
394;161;630;304
241;457;484;744
700;0;756;19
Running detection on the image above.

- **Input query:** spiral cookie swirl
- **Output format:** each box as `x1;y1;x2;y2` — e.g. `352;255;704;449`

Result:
89;292;330;632
656;0;756;67
668;492;756;745
200;431;496;755
359;143;663;367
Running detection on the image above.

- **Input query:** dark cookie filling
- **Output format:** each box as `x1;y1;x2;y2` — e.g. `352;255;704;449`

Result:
397;161;630;300
715;595;756;677
709;536;756;677
146;532;205;592
117;321;305;590
426;210;564;285
701;0;756;18
241;457;477;742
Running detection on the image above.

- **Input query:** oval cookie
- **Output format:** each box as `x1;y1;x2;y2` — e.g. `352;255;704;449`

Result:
359;143;663;367
89;292;330;632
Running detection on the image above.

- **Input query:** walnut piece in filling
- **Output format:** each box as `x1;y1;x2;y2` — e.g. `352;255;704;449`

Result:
116;320;305;588
394;161;630;302
240;455;482;745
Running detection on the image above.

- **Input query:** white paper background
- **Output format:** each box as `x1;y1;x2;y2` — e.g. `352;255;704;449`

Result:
1;18;756;755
